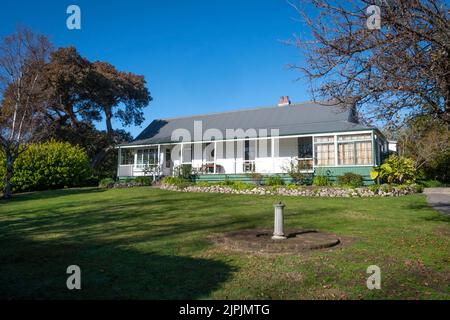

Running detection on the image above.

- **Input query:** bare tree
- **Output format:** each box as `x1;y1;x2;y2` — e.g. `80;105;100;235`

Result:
289;0;450;126
0;27;52;198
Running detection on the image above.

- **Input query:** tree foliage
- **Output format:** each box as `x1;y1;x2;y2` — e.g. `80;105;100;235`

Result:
397;115;450;182
290;0;450;126
41;47;152;170
0;140;91;193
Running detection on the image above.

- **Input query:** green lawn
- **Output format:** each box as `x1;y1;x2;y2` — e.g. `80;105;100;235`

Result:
0;187;449;299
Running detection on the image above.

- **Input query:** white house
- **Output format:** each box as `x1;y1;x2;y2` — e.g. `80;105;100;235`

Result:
117;98;388;184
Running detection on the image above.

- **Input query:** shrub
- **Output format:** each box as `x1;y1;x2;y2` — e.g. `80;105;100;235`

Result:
134;176;153;186
230;181;254;191
196;181;211;188
264;175;284;186
173;164;196;181
247;172;263;185
414;184;424;193
99;178;115;188
370;155;417;184
337;172;364;188
283;160;311;185
312;174;331;186
381;184;394;193
369;184;379;193
162;176;191;188
0;141;91;193
418;179;443;188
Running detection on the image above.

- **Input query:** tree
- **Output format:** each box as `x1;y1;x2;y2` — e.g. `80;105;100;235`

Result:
0;27;52;198
289;0;450;126
397;115;450;181
41;47;152;171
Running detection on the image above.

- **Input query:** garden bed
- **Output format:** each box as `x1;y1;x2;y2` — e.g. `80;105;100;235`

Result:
160;183;421;197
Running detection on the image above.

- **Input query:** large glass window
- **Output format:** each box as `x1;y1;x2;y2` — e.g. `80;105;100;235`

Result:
137;149;158;166
120;149;134;165
314;136;335;166
337;134;373;165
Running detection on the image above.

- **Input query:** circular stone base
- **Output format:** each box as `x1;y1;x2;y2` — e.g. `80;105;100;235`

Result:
212;229;341;254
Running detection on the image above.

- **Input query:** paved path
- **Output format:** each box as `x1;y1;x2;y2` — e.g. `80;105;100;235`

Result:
424;188;450;215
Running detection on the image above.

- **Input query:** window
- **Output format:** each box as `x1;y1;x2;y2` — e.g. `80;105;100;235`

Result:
314;143;335;166
314;136;335;166
244;140;250;161
137;149;158;166
120;149;134;165
298;137;312;159
338;134;371;141
165;148;171;168
337;134;373;165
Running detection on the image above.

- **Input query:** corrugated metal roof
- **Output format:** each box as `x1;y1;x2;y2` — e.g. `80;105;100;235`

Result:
122;102;374;146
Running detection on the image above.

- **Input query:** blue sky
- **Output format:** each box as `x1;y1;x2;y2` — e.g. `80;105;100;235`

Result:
0;0;311;137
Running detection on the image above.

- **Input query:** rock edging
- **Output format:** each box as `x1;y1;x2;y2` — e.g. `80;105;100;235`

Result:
160;184;420;197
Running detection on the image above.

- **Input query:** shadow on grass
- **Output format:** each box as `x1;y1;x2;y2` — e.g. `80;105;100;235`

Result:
0;234;234;300
0;187;107;204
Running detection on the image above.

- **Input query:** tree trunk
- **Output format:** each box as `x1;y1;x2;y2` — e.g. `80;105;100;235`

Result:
105;108;113;137
91;147;109;170
3;150;14;199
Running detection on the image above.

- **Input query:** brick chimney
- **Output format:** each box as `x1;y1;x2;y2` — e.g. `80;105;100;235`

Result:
278;96;291;107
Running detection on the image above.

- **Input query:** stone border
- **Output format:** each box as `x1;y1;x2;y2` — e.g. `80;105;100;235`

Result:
160;183;420;197
211;229;341;254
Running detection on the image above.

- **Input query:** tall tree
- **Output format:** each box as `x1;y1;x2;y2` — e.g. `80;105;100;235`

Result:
41;47;151;171
0;27;52;198
289;0;450;126
43;47;98;130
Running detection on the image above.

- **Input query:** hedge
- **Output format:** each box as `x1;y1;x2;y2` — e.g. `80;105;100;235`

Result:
0;141;91;193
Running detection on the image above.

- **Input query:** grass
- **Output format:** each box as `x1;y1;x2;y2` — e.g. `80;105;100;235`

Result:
0;187;449;299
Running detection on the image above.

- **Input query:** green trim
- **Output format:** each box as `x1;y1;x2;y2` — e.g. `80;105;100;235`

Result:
195;166;375;186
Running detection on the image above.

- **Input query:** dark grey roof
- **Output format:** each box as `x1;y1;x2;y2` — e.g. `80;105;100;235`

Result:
122;102;374;146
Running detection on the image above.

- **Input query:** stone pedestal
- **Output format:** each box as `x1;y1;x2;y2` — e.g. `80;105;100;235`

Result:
272;202;287;240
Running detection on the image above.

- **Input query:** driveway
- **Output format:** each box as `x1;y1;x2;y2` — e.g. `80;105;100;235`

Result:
424;188;450;215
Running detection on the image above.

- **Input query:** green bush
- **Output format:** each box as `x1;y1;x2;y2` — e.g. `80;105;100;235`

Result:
173;164;195;181
99;178;115;188
283;160;311;185
418;179;443;188
414;184;424;193
337;172;364;188
247;172;263;185
264;175;284;186
312;174;331;186
221;175;234;186
0;141;91;193
370;155;417;185
134;176;153;186
162;176;191;188
230;181;254;191
196;181;211;188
